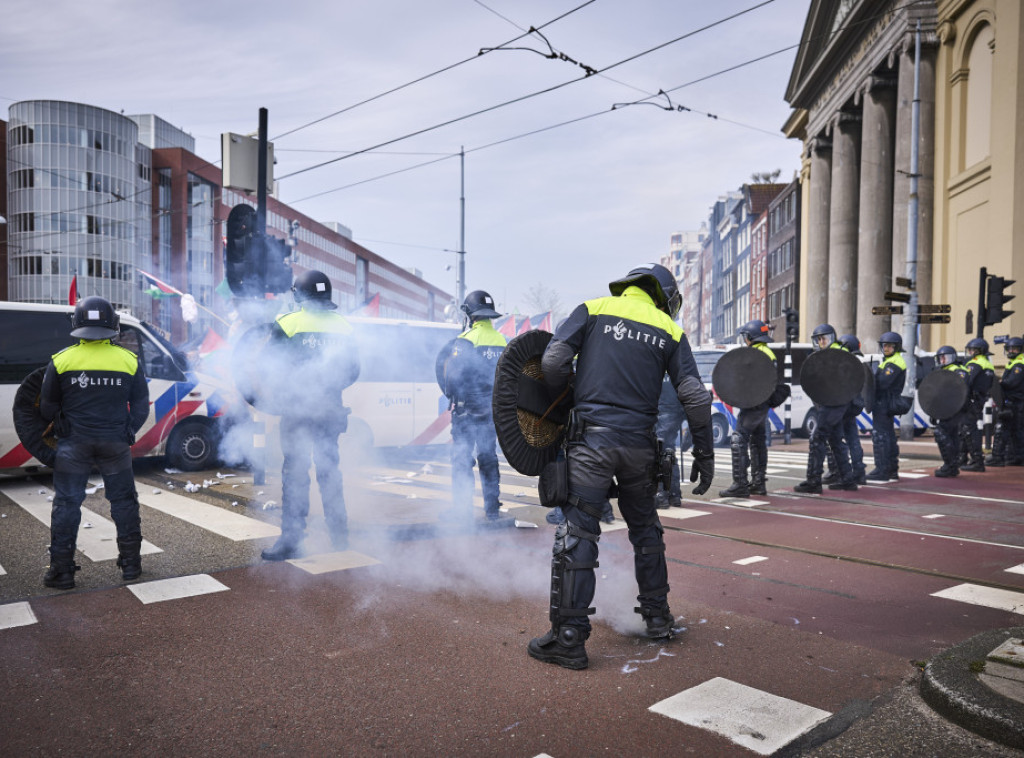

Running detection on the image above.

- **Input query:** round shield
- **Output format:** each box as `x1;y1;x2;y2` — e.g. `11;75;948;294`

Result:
860;363;875;411
711;347;776;408
799;348;865;406
435;338;457;394
917;368;969;420
232;323;291;416
12;367;57;468
492;330;571;476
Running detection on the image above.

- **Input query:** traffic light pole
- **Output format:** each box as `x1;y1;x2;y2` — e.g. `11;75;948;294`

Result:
256;108;268;237
899;22;922;443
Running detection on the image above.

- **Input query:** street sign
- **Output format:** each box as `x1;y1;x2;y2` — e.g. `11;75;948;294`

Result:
915;314;951;324
918;304;951;314
894;277;914;289
871;306;904;316
884;291;911;303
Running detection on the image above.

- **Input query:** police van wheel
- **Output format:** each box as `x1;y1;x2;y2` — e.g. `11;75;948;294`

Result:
167;419;219;471
711;415;730;447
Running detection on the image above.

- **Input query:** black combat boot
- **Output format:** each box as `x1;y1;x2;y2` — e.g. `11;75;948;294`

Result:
719;444;750;497
934;464;959;478
43;548;80;590
116;537;143;581
794;479;822;494
961;459;986;473
984;455;1006;467
527;626;589;670
635;604;675;639
261;536;304;561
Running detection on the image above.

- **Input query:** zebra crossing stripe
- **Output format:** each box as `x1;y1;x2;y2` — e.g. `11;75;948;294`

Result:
930;584;1024;615
0;601;37;630
127;574;229;604
649;676;831;756
137;489;280;541
1;481;161;561
287;550;382;575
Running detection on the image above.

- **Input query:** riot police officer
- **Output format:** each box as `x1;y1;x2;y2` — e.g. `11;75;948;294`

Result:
261;270;360;560
719;319;778;498
795;324;858;493
987;337;1024;466
823;334;866;485
527;263;714;670
933;346;970;477
39;296;150;589
867;331;907;481
960;337;995;472
440;290;508;523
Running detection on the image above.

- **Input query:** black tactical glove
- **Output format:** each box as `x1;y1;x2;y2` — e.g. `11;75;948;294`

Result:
689;448;714;496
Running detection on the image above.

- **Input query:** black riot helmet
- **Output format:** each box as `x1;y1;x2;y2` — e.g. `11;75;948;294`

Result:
1005;336;1023;358
71;296;120;339
935;345;959;367
840;334;862;355
461;290;501;319
810;323;836;351
608;263;681;318
879;331;903;352
739;319;771;344
965;337;989;358
292;269;337;309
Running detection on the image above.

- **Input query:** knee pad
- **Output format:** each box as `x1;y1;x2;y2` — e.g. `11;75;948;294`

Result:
549;521;599;624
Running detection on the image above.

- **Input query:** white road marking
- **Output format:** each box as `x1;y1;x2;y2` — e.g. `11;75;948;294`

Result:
921;514;945;520
930;584;1024;615
1006;563;1024;575
712;497;769;507
0;563;6;575
649;676;831;756
137;489;279;541
734;556;769;566
896;472;928;479
1;481;161;561
287;550;382;575
127;574;229;604
0;602;37;630
660;507;712;520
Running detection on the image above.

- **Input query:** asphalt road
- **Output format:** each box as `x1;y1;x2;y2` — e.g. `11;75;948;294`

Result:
1;441;1023;756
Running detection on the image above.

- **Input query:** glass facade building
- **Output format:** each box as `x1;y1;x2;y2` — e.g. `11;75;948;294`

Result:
6;101;151;313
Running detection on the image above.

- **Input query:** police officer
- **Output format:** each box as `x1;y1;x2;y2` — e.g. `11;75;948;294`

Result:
261;270;360;560
719;319;778;498
867;331;907;481
440;290;508;523
795;324;858;493
987;337;1024;466
823;334;866;486
933;346;970;477
960;337;995;473
527;263;714;670
655;372;687;507
39;296;150;589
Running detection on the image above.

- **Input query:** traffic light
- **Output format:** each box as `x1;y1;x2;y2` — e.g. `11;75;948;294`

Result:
225;204;258;297
261;235;293;295
784;307;799;341
985;275;1015;327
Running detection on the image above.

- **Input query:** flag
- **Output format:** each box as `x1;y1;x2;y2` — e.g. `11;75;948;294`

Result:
350;292;380;317
516;316;532;335
496;315;517;338
215;278;233;299
198;328;228;358
138;269;182;297
531;312;553;332
68;275;77;306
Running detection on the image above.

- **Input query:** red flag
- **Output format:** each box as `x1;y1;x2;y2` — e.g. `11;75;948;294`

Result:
532;312;552;332
68;275;77;306
496;315;517;338
516;316;532;335
350;293;380;317
198;328;228;357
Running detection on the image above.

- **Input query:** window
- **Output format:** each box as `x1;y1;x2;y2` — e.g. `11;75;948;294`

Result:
0;310;75;383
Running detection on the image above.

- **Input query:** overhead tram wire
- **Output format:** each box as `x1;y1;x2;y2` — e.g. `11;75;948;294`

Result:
270;0;600;142
277;0;775;181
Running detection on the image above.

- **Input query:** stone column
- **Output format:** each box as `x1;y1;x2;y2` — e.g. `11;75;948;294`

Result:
856;76;897;346
827;112;862;336
806;137;832;332
891;37;937;346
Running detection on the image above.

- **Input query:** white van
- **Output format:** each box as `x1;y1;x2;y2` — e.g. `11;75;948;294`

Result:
0;302;240;474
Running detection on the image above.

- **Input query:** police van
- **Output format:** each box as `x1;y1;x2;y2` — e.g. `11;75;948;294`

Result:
0;302;239;475
690;342;935;445
342;316;462;449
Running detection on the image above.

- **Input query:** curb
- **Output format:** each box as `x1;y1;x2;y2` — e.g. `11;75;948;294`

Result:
920;626;1024;750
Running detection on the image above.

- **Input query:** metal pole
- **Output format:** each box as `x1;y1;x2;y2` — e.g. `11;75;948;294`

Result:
977;266;987;338
784;326;793;444
256;108;268;237
457;146;466;306
899;23;922;442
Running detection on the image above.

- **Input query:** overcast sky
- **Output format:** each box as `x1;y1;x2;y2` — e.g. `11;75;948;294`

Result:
1;0;811;318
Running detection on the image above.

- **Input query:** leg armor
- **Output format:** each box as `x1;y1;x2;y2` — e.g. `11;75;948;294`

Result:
749;432;768;494
548;518;600;636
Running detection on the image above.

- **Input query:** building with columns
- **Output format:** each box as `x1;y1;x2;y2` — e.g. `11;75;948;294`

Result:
784;0;1023;353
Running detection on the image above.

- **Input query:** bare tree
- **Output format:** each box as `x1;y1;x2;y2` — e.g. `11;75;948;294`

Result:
523;282;564;322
